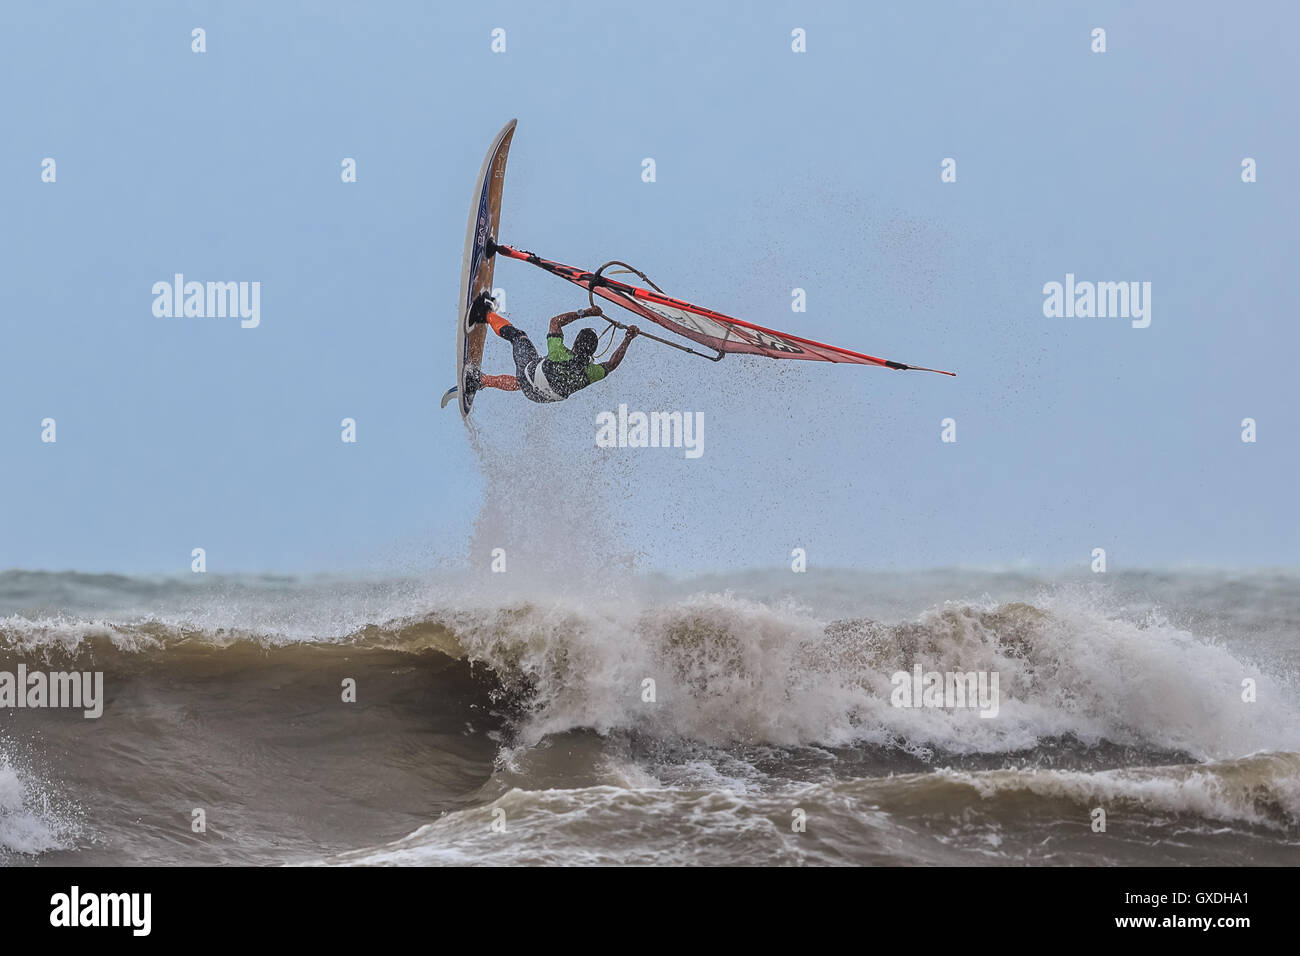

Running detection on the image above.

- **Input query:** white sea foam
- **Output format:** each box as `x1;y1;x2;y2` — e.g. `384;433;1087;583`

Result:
0;751;77;856
438;584;1300;761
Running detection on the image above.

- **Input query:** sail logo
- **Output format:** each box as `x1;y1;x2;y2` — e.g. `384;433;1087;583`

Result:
0;666;104;718
889;664;999;718
596;404;704;459
1042;273;1151;328
152;274;261;328
742;328;803;354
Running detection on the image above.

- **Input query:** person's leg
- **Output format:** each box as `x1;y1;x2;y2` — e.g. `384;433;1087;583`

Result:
468;300;544;399
479;374;520;391
467;291;512;337
494;326;554;402
497;325;539;379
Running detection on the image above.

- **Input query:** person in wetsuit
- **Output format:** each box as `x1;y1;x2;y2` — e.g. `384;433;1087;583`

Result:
466;291;639;402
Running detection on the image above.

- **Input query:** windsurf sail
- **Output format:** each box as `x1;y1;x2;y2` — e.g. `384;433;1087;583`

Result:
491;242;955;376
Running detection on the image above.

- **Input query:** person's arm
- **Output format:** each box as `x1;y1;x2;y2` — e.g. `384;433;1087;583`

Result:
549;305;603;336
601;326;639;374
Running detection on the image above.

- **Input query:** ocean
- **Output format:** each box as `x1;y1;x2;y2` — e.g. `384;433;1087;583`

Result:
1;566;1296;866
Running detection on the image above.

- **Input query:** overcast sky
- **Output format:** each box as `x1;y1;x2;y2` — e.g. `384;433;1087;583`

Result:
1;0;1295;574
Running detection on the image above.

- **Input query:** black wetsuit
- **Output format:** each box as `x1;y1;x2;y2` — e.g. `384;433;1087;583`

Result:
500;326;609;403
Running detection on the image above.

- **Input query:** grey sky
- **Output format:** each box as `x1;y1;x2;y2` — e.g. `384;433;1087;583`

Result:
1;1;1295;573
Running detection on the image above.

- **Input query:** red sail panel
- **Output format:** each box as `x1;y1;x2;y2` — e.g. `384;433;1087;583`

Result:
494;244;954;375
